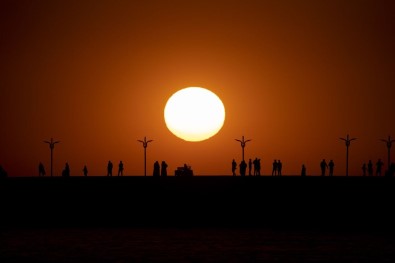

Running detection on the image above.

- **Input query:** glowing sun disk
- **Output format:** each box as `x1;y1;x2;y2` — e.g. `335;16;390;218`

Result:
164;87;225;142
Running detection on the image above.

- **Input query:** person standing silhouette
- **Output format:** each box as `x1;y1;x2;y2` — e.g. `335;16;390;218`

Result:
253;158;258;176
161;161;168;177
277;160;282;176
83;165;88;176
272;160;278;176
38;162;46;176
301;164;306;176
362;163;366;176
257;159;261;176
118;161;124;176
239;160;247;176
320;159;328;176
376;159;384;176
107;161;113;176
248;159;252;176
328;160;334;176
63;162;70;177
367;160;373;176
232;159;237;176
153;161;160;177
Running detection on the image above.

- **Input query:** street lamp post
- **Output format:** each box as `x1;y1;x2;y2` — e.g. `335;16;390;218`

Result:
235;135;251;162
137;136;153;176
43;138;60;177
380;135;395;172
339;134;356;176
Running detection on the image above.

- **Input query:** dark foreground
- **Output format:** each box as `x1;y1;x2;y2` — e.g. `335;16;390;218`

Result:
1;176;394;230
1;176;395;262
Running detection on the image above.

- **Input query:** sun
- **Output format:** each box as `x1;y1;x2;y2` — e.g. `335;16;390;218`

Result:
164;87;225;142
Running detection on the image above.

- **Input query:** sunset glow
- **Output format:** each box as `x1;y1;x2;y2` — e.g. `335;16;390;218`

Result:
164;87;225;142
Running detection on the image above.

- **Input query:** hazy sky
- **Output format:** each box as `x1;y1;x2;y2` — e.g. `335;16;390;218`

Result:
1;0;394;176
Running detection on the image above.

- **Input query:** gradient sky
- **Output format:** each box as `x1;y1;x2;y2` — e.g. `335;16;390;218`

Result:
1;0;394;176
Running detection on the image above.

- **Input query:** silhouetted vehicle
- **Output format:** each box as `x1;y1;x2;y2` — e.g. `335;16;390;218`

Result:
175;164;194;176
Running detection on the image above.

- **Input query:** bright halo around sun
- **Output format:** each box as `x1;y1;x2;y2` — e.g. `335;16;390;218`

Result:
164;87;225;142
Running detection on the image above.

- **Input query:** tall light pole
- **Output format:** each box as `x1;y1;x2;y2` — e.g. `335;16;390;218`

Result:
137;136;153;176
380;135;395;172
339;134;356;176
235;135;251;162
43;138;60;177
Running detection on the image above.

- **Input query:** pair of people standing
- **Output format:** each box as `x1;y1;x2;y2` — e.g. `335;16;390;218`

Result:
320;159;334;176
153;161;168;176
107;160;124;176
271;160;283;176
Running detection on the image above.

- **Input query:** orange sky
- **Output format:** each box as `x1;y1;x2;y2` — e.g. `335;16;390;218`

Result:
1;0;394;176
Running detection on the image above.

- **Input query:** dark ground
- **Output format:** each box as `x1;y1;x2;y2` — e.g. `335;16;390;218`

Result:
1;176;394;262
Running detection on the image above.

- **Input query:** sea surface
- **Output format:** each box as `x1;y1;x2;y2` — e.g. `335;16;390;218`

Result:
1;227;394;262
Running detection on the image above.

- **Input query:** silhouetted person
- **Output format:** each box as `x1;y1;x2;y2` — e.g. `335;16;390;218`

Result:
248;159;252;176
0;165;7;178
328;160;334;176
161;161;168;177
83;165;88;176
239;160;247;176
62;162;70;177
301;164;306;176
153;161;160;177
320;159;328;176
107;161;113;176
367;160;373;176
256;158;261;176
376;159;384;176
277;160;282;176
253;158;258;176
38;162;46;176
272;160;278;176
232;159;237;176
118;161;124;176
362;163;366;176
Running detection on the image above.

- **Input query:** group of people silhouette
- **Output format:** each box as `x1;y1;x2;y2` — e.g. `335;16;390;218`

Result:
361;159;391;176
153;161;168;177
271;160;283;176
232;158;261;176
107;160;124;176
320;159;335;176
28;158;395;177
